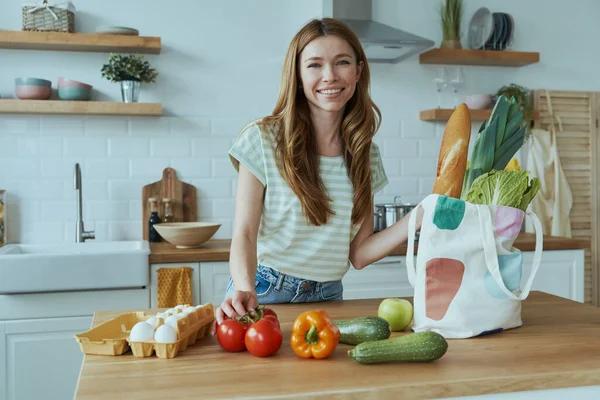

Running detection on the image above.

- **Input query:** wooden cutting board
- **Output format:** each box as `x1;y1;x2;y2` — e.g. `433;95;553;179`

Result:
141;168;196;240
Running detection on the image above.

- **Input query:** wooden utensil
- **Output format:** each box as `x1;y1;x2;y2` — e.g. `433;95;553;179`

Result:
141;168;196;240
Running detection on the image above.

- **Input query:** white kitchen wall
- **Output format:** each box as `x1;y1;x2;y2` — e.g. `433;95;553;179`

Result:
0;0;599;244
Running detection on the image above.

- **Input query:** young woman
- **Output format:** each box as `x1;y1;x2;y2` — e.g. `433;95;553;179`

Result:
214;18;422;326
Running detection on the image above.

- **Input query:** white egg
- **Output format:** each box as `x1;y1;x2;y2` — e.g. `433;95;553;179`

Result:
129;322;155;342
175;305;186;311
157;312;167;320
184;306;197;315
146;316;162;330
165;315;181;331
154;325;178;343
166;308;178;315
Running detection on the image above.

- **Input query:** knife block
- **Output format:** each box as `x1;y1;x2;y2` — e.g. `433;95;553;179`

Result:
141;168;197;240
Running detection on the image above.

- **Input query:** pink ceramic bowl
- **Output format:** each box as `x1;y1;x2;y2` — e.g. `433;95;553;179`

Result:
464;94;493;110
58;77;93;89
15;85;52;100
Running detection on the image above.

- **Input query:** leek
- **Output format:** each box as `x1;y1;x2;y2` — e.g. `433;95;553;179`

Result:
461;95;527;199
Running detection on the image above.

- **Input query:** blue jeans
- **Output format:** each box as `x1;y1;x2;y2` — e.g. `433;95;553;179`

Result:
225;265;343;304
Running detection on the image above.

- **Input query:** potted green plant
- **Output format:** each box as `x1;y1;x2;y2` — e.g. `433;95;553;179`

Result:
495;84;534;138
101;53;158;103
439;0;463;49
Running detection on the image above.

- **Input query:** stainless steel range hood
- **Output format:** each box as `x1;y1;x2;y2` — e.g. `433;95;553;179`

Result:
323;0;435;64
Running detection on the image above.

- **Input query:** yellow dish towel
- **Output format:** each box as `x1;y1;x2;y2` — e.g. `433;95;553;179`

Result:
157;267;193;308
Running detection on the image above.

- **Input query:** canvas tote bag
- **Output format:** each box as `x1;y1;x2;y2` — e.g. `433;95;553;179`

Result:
405;194;543;338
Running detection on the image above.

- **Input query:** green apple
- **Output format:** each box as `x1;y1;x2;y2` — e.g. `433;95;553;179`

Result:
378;298;413;331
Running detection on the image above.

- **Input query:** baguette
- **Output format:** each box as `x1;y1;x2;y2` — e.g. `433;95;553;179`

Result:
431;104;472;198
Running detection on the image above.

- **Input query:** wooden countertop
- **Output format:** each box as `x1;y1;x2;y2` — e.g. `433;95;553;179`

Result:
150;239;232;263
149;233;590;264
74;292;600;399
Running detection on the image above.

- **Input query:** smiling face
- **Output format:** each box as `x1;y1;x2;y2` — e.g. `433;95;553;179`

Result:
298;35;363;116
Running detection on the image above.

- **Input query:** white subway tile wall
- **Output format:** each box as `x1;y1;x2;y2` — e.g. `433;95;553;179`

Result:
1;0;579;244
0;114;444;243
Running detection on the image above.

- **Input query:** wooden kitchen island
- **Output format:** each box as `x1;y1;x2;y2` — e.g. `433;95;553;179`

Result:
74;292;600;399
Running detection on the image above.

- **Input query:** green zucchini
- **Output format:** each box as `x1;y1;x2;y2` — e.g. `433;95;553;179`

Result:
332;316;391;345
348;331;448;364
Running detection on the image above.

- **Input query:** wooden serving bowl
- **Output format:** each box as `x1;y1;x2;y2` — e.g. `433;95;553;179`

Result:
153;222;221;248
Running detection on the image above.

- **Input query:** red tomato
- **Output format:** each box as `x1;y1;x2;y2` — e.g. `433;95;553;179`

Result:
217;319;248;352
263;314;280;329
260;308;279;328
263;308;278;320
245;319;282;357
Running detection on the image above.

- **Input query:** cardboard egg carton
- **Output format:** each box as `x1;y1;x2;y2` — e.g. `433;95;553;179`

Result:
75;311;147;356
128;303;214;359
75;303;214;359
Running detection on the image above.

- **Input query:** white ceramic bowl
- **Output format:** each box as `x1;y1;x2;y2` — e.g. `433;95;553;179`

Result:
153;222;221;248
464;94;493;109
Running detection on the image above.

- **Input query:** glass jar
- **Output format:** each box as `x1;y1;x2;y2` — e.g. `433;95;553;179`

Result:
0;190;6;246
162;198;174;223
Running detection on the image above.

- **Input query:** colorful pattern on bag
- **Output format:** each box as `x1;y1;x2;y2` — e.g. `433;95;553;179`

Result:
425;258;465;321
433;196;465;230
495;206;524;238
484;252;523;299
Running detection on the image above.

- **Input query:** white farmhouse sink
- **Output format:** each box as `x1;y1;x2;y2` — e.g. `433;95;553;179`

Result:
0;241;150;294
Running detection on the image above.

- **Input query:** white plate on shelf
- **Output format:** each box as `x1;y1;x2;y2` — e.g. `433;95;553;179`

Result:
96;26;139;36
467;7;494;50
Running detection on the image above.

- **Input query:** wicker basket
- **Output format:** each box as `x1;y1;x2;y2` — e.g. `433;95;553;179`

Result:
22;0;75;33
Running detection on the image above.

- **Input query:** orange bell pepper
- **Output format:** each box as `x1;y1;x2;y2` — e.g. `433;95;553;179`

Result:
290;310;340;359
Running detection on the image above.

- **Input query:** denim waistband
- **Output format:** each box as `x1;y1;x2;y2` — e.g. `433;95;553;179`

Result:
257;264;333;293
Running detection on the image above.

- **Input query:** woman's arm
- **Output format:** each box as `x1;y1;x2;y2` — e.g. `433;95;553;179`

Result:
229;163;265;291
349;198;423;270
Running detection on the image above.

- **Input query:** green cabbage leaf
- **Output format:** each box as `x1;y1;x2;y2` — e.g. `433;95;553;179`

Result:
465;170;541;211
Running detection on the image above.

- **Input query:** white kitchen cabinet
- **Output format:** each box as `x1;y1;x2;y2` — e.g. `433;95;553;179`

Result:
522;249;584;302
199;262;231;306
149;263;200;308
148;248;584;311
1;316;92;400
343;256;412;300
0;323;5;400
148;261;229;307
195;259;413;305
0;288;149;400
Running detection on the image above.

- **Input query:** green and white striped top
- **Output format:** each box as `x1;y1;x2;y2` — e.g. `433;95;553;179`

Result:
228;121;388;282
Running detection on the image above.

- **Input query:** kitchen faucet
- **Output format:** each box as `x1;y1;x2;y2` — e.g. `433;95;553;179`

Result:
74;163;95;243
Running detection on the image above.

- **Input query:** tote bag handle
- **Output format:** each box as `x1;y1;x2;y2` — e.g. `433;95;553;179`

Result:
477;205;543;300
406;203;421;287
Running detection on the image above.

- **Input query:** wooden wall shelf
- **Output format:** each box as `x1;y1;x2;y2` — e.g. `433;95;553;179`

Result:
0;30;161;54
419;48;540;67
420;108;540;122
0;99;162;116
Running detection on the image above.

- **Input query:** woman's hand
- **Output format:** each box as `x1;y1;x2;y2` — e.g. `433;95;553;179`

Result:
211;290;259;335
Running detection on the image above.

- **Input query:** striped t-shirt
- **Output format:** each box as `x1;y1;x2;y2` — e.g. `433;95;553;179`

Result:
228;121;388;282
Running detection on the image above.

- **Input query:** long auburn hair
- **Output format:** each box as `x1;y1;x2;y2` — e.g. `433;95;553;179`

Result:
258;18;381;226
